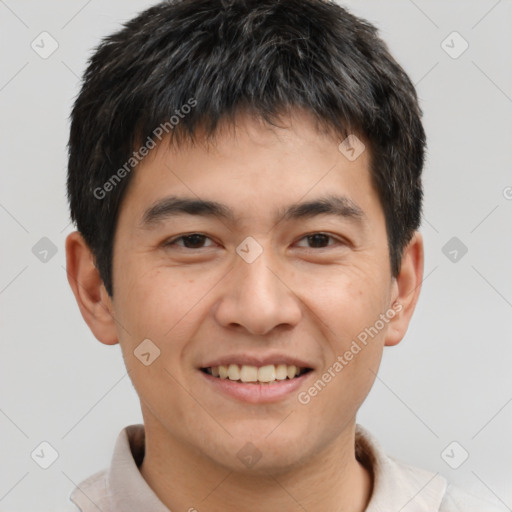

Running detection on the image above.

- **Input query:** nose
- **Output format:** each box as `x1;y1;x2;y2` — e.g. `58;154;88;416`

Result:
213;247;303;336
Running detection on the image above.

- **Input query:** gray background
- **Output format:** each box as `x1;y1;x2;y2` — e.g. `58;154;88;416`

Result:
0;1;511;510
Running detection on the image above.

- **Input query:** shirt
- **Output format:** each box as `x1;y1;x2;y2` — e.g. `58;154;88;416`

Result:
67;424;503;512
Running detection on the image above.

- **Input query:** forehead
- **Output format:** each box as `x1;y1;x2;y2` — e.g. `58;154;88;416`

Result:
117;109;382;232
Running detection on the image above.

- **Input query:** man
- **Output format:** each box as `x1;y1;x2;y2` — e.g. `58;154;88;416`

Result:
64;0;501;510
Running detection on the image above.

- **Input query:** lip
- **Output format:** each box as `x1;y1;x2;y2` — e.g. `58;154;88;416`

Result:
199;368;314;403
200;353;314;370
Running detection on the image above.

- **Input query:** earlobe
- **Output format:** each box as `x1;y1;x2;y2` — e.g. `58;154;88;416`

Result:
65;231;119;345
384;231;424;347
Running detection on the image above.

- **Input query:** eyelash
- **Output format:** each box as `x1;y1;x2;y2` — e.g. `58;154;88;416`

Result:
164;232;344;250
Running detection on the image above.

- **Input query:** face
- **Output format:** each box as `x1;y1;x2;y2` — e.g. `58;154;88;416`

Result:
101;110;403;472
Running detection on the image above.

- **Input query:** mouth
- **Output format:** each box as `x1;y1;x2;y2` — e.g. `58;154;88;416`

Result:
200;364;313;384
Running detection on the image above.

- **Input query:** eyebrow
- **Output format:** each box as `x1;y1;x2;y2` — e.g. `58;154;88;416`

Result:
140;194;366;228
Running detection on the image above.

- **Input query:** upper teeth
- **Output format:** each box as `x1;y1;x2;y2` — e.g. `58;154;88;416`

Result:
206;364;305;383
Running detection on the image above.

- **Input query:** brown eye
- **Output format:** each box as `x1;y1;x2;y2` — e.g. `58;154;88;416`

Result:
166;234;214;249
296;233;339;249
307;234;330;248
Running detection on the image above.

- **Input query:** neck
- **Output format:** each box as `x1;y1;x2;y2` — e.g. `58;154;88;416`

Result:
139;418;373;512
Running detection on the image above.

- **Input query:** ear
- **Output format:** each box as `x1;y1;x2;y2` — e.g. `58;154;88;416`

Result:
65;231;118;345
384;231;424;347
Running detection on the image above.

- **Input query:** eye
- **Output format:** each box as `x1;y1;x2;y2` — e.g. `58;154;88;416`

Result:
165;233;215;249
295;233;342;249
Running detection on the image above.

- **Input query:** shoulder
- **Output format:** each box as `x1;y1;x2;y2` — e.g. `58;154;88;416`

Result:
66;468;110;512
355;425;504;512
64;424;147;512
439;483;506;512
378;455;504;512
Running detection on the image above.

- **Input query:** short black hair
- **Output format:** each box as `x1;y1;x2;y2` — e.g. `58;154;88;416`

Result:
67;0;425;297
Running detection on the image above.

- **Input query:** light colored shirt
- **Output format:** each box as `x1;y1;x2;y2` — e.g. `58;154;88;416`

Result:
67;424;502;511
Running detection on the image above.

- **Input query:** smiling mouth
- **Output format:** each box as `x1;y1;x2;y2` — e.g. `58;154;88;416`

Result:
200;364;312;384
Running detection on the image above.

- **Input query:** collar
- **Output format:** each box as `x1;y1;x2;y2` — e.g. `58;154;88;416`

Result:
106;424;169;512
71;423;448;511
355;426;447;511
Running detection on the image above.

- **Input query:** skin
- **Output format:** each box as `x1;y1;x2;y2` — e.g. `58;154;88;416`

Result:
66;109;423;512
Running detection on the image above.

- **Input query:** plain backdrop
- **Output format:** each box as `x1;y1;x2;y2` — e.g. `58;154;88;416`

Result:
0;1;511;510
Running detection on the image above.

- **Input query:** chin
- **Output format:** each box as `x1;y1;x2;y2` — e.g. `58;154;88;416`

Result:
205;431;314;475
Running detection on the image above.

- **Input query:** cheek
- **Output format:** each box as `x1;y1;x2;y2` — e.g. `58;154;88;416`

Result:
294;263;389;402
115;265;185;330
296;264;386;337
299;325;385;432
113;267;199;402
113;263;225;364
